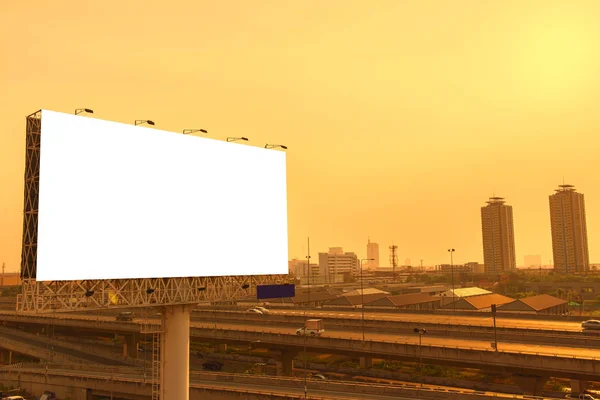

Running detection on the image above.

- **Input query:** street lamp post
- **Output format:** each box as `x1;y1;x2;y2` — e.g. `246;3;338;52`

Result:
226;137;249;142
265;144;288;149
360;258;375;343
491;304;498;351
413;328;427;387
303;237;311;399
448;249;456;313
75;108;94;115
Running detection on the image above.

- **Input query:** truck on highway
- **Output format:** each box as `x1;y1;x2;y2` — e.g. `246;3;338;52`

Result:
296;319;325;336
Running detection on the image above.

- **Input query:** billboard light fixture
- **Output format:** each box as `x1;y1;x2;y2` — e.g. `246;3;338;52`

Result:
265;144;287;150
183;129;208;135
135;120;155;126
75;108;94;115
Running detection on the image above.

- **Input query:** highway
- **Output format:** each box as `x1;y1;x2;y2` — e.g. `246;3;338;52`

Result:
1;310;598;360
194;321;599;359
0;326;131;366
2;366;565;400
265;309;584;332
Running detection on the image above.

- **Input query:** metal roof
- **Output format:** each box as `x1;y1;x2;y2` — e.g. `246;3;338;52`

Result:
438;287;491;298
343;288;390;297
461;293;514;310
515;294;567;311
368;293;440;307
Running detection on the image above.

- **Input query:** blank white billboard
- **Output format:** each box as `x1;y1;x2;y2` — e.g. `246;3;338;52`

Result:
36;110;288;281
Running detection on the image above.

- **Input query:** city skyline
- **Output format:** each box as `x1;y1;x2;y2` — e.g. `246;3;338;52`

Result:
1;2;599;272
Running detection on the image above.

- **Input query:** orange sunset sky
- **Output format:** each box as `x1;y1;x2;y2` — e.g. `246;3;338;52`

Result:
1;1;599;273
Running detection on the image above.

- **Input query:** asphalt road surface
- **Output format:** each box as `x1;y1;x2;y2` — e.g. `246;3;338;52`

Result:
268;309;584;332
190;321;600;359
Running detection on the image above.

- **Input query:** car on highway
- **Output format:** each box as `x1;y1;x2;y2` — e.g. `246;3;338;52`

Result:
246;308;263;314
116;311;134;321
566;394;597;400
251;306;270;315
202;360;224;371
581;320;600;330
39;391;56;400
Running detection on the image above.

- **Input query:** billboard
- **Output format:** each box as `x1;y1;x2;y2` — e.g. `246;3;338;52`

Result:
34;110;288;281
256;284;295;300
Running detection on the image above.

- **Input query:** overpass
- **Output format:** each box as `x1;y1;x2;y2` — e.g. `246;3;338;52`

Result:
0;326;135;367
1;311;598;392
183;309;600;348
0;366;565;400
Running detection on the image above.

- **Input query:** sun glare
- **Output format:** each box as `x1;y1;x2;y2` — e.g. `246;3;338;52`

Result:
516;7;599;99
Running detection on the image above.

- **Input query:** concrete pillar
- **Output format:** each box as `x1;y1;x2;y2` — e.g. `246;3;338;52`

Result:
214;343;227;352
360;357;372;368
160;304;194;400
124;333;137;359
514;374;548;396
280;350;297;376
570;379;589;395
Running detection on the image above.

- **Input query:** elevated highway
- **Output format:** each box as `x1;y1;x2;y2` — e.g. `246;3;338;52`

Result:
0;366;565;400
238;308;586;332
1;311;598;382
190;323;599;381
184;309;600;348
0;326;134;366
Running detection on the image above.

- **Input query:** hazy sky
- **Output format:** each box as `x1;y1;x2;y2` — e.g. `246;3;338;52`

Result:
1;1;599;273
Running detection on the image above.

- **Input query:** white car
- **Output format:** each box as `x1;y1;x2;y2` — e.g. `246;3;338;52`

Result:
252;306;270;315
581;320;600;330
566;394;596;400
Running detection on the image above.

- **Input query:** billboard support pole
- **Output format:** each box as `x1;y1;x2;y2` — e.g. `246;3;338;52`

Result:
160;304;194;400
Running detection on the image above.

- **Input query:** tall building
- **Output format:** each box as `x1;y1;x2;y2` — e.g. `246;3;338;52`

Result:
366;238;379;269
549;184;590;273
318;248;359;283
481;196;516;273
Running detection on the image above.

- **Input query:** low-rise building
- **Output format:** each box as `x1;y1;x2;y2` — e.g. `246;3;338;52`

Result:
365;293;441;310
435;262;484;274
401;285;448;295
437;287;492;306
0;272;21;287
342;288;389;297
323;292;388;308
497;294;568;315
442;293;514;312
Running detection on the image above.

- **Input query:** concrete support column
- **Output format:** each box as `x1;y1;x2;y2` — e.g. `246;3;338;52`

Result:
280;350;297;376
124;333;138;359
570;379;589;395
214;343;227;352
360;357;372;368
160;304;194;400
514;374;548;396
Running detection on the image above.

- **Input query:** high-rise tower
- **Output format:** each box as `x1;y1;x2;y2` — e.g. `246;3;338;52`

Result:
366;238;380;269
481;196;516;273
549;184;590;273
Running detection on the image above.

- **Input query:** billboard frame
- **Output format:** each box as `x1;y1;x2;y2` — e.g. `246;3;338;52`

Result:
18;110;290;314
